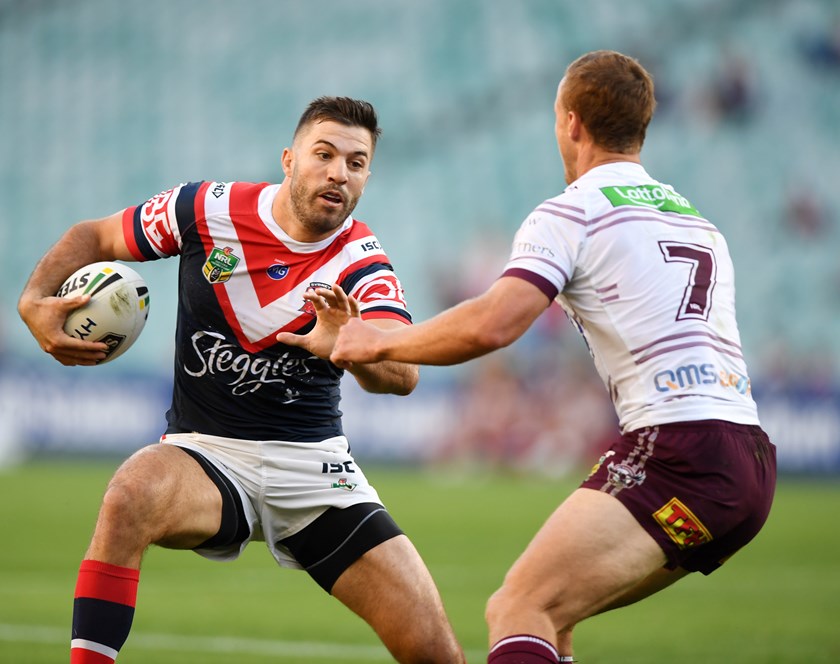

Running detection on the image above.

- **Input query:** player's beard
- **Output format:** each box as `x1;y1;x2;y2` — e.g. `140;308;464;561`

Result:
289;175;358;237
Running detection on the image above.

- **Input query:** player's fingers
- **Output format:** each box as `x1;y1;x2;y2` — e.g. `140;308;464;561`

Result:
348;295;361;318
276;331;307;347
60;294;92;311
302;289;329;311
328;284;349;308
312;288;342;309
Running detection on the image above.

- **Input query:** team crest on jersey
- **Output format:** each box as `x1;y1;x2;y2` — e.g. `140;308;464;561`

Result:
607;461;646;489
300;282;332;315
202;247;240;284
266;262;290;280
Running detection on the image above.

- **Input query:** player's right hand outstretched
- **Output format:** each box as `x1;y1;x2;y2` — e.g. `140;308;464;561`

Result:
276;284;361;361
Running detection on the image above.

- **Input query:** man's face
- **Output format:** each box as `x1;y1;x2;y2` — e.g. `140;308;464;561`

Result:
554;78;577;184
284;120;373;238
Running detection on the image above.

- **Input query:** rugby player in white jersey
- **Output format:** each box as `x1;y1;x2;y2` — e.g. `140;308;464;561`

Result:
321;52;777;663
18;97;465;664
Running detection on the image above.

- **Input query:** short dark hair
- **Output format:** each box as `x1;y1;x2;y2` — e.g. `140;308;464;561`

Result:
294;96;382;149
562;50;656;153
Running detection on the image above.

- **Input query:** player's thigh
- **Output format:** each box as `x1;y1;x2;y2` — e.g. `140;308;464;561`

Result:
100;443;223;546
500;487;667;623
331;534;454;638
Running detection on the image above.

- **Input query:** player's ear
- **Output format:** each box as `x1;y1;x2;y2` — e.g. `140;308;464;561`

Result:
568;111;582;141
281;147;294;177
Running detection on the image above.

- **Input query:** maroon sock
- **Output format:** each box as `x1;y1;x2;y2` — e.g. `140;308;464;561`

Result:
488;634;559;663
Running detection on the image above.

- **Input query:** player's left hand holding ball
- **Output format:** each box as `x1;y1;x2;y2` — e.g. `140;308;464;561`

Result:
19;291;110;366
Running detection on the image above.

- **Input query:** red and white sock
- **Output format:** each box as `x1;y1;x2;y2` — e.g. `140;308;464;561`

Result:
71;560;139;663
488;634;560;663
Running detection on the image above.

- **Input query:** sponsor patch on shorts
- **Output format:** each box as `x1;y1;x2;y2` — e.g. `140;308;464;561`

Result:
652;497;712;549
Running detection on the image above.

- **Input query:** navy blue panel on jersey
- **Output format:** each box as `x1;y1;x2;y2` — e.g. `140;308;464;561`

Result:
173;181;204;235
340;261;395;294
129;206;158;261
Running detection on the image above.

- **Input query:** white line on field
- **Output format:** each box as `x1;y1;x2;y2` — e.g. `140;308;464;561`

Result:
0;623;486;661
0;623;390;660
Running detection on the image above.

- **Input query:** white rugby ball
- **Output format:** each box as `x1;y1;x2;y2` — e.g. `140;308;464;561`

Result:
57;261;150;364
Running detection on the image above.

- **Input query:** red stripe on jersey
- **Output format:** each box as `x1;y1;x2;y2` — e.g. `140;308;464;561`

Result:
121;207;145;261
193;183;281;352
361;310;412;324
228;183;350;307
74;560;140;605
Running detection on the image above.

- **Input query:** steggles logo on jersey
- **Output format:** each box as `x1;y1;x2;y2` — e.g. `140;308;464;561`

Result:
300;282;332;315
184;330;316;400
202;247;240;284
267;262;290;280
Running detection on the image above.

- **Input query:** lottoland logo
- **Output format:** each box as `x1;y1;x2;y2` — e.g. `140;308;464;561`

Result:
601;185;701;217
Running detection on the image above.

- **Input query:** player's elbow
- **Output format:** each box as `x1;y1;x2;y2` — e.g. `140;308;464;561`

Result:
390;363;419;396
470;324;520;354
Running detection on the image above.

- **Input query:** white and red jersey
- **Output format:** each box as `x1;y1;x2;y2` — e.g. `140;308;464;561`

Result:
502;162;759;433
123;180;412;441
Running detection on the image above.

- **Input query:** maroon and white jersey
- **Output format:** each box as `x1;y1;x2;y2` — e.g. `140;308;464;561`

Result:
122;180;412;441
502;162;759;433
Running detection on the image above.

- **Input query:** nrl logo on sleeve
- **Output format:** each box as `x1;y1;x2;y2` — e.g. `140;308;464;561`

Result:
202;246;240;284
601;185;701;217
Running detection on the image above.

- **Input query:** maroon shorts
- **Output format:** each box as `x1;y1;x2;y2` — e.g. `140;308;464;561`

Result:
580;419;777;574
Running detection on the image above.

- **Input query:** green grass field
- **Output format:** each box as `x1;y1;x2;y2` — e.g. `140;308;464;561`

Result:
1;460;838;663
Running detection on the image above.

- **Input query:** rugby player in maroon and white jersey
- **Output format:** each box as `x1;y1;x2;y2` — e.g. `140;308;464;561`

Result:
19;97;465;664
326;52;777;663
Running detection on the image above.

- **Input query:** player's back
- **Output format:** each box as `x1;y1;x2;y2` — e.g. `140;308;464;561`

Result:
506;162;759;433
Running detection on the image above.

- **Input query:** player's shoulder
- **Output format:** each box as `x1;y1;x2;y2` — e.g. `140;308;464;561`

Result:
525;186;588;230
342;217;380;243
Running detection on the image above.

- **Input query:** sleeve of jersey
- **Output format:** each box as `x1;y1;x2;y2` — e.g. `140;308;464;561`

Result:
500;196;587;301
338;233;412;324
121;181;205;261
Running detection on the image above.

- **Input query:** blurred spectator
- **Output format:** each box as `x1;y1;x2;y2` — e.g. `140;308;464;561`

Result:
798;19;840;71
437;344;616;475
706;50;759;124
432;228;511;309
782;184;831;239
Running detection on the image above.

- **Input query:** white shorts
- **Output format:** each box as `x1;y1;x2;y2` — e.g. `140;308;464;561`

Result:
160;432;385;570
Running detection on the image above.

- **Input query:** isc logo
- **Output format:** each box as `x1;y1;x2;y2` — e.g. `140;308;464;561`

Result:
322;461;355;474
360;240;381;252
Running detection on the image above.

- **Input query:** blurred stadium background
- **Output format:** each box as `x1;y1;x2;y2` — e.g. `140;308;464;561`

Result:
2;0;840;473
2;2;840;662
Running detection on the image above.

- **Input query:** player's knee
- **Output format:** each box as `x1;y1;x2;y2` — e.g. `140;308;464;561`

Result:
387;630;464;664
485;585;509;627
486;582;572;633
98;471;164;541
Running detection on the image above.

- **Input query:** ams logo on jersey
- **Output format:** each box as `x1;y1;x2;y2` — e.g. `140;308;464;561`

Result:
203;246;240;284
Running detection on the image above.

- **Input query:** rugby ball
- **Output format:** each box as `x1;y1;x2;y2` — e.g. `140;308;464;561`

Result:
57;261;150;364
